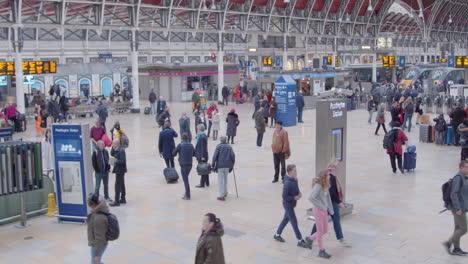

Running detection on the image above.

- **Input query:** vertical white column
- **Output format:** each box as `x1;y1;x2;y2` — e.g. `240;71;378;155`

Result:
14;26;25;113
372;53;377;83
131;50;140;111
217;32;224;104
282;34;288;71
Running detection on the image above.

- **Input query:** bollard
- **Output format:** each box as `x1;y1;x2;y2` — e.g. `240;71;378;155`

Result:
15;191;29;228
46;193;57;217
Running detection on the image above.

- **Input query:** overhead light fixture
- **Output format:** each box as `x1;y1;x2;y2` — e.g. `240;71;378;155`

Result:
210;1;216;10
346;14;350;22
361;45;371;50
249;48;257;52
448;15;452;24
284;0;290;3
338;16;342;22
367;1;373;12
419;8;423;18
202;0;208;10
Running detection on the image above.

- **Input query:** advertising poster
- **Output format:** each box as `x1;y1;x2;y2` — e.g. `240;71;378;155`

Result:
58;161;83;205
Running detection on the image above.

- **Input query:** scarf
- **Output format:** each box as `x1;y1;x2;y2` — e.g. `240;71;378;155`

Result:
196;131;205;145
328;168;344;201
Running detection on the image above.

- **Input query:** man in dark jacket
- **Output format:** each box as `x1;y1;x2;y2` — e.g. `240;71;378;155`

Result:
402;98;414;132
109;139;127;206
222;86;229;105
442;160;468;256
450;104;467;146
458;120;468;160
255;108;266;147
59;95;69;122
212;136;235;201
92;140;111;200
195;124;209;188
273;164;309;248
296;90;305;123
96;100;108;132
156;96;167;116
390;101;400;123
252;92;261;119
173;133;195;200
179;112;192;142
148;89;157;115
158;122;178;168
87;194;110;264
48;96;60;123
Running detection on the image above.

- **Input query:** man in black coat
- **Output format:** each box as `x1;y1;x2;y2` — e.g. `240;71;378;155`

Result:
173;133;195;200
48;96;60;123
157;96;167;116
296;90;305;123
109;139;127;207
195;124;209;188
450;104;468;146
59;95;69;122
148;89;157;115
222;86;229;105
252;92;261;119
91;140;111;201
390;101;400;123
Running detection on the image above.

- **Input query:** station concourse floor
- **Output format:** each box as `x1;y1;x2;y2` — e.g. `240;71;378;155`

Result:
0;101;465;264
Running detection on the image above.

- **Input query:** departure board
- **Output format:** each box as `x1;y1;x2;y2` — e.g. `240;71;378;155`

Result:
0;61;57;75
262;56;272;66
456;56;463;68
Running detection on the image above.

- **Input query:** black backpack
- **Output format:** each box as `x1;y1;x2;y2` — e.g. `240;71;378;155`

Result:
98;212;120;241
442;175;462;209
383;129;398;150
435;119;446;132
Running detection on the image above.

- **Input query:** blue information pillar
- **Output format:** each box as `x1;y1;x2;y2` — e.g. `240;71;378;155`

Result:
52;124;93;222
274;75;297;127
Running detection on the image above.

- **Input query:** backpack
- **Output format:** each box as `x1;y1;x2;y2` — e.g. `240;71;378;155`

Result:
98;212;120;241
120;133;129;148
383;129;398;150
435;119;446;132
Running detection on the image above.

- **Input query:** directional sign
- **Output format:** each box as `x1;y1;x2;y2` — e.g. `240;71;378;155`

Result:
302;67;312;72
399;56;406;67
448;56;455;67
275;56;281;67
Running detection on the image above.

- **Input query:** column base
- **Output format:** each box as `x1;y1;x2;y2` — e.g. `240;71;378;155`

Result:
130;108;140;113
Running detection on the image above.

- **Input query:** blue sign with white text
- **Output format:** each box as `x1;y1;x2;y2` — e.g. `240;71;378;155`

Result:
274;75;297;127
448;56;455;67
246;61;253;67
275;56;281;67
399;56;406;67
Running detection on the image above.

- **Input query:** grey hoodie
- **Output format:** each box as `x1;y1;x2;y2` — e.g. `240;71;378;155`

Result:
87;200;109;251
309;184;334;215
450;172;468;213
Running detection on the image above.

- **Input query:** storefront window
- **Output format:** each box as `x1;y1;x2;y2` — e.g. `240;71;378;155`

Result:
187;76;211;91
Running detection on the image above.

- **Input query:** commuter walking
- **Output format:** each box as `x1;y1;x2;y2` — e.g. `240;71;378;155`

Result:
226;109;239;144
148;89;157;115
402;97;414;132
195;124;209;188
212;136;235;201
192;88;201;111
92;140;111;201
179;112;192;142
196;112;207;134
87;194;110;264
158;122;178;168
252;92;261;119
261;98;270;125
442;160;468;256
367;95;377;124
386;122;408;174
433;114;447;145
212;109;220;140
109;139;127;206
415;93;423;125
375;103;388;135
305;170;335;259
390;101;401;124
450;104;467;146
96;100;108;132
457;119;468;160
271;120;291;183
195;213;226;264
296;90;305;123
222;86;229;106
156;96;167;116
173;133;195;200
47;97;60;124
273;164;310;249
34;104;43;137
269;97;277;128
310;163;351;248
206;103;218;138
59;95;69;122
255;108;266;147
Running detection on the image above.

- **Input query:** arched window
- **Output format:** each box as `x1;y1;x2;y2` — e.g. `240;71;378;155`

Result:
55;79;68;96
31;81;44;94
297;59;304;71
101;78;113;97
287;59;294;71
79;79;91;97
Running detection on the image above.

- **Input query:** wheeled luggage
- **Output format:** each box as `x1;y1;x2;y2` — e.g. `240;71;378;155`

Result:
419;124;432;143
16;114;26;132
430;125;436;143
420;114;430;124
163;167;179;183
403;145;417;171
144;107;151;115
445;126;454;145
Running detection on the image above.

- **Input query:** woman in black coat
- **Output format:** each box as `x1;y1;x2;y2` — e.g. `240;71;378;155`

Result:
195;124;209;188
261;99;270;125
226;109;239;144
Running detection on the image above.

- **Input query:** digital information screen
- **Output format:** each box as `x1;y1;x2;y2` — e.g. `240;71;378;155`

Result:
331;128;343;161
0;61;57;75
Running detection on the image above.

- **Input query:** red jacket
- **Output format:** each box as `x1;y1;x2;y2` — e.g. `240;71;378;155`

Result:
207;105;218;121
387;129;408;155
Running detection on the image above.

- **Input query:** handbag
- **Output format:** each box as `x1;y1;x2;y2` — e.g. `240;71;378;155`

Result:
196;162;212;175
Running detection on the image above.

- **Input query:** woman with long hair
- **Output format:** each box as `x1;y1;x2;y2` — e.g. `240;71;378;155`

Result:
306;170;334;259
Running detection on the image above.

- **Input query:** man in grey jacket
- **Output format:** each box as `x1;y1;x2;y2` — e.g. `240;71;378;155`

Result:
443;160;468;256
212;136;235;201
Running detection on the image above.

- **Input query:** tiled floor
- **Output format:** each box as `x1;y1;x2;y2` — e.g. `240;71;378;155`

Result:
0;101;466;264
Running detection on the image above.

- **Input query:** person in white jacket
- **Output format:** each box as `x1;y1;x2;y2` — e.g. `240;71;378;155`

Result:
306;169;334;259
42;128;54;171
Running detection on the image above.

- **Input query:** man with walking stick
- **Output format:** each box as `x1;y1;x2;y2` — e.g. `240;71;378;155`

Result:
212;136;236;201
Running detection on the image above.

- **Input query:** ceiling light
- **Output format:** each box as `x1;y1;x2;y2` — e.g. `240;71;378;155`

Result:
210;2;216;10
448;15;452;24
346;14;350;22
367;1;373;12
338;16;342;22
284;0;290;3
202;0;207;10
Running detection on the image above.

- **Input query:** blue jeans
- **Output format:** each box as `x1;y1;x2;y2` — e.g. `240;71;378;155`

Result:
368;111;373;124
436;131;444;145
402;113;413;132
150;103;156;114
91;245;107;264
276;206;302;240
311;203;343;240
95;172;110;199
217;168;229;197
180;165;192;199
297;107;304;122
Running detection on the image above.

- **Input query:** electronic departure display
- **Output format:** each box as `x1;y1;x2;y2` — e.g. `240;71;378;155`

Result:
382;56;395;68
0;61;57;75
262;56;272;66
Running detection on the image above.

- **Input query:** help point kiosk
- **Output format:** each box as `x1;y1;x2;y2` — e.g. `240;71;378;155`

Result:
52;124;93;222
273;75;297;127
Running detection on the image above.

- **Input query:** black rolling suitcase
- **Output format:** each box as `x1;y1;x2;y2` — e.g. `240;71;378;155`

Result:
144;107;151;115
16;114;26;132
163;168;179;183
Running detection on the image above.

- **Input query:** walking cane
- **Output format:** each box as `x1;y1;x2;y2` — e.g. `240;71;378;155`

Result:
233;168;239;198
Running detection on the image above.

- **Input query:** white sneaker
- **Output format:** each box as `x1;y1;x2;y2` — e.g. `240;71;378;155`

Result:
339;239;352;247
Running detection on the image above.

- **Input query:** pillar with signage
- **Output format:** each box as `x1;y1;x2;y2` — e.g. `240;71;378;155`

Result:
315;99;353;215
52;124;93;222
274;75;297;127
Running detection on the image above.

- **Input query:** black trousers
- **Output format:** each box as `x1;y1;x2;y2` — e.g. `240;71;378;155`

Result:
388;152;403;172
257;133;264;147
227;136;235;144
454;123;462;145
181;165;192;198
164;158;175;168
461;148;468;161
273;152;286;181
223;96;228;105
200;174;210;187
114;173;126;203
375;123;388;134
207;121;212;137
